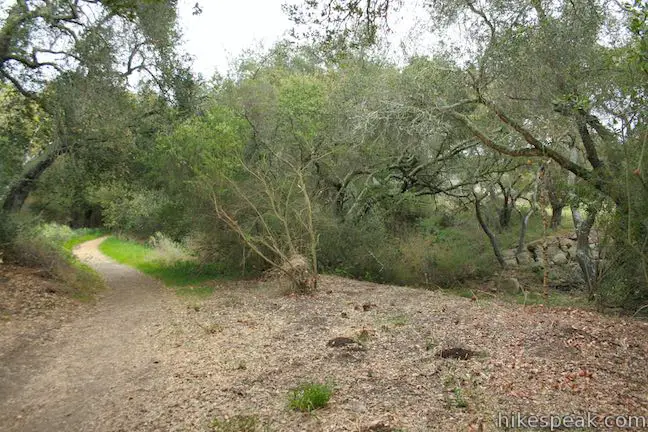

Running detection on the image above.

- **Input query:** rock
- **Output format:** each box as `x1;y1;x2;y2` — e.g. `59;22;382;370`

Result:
327;337;365;351
527;239;542;251
348;400;368;413
516;252;533;265
530;261;544;271
498;277;521;294
361;421;394;432
559;238;575;251
547;245;562;260
439;347;477;360
327;337;356;347
504;258;517;267
552;252;568;265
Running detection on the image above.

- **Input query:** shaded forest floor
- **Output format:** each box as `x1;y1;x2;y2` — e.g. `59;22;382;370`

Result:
1;238;647;431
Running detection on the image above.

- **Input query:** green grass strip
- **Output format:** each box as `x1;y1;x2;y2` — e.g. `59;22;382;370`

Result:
98;236;223;296
62;229;105;252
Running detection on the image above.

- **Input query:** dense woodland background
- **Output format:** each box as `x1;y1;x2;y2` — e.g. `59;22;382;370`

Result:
0;0;646;312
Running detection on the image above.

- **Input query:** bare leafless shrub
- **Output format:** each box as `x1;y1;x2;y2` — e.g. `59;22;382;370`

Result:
210;156;319;294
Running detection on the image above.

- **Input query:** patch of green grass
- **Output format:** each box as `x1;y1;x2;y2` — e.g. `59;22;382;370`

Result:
210;414;272;432
288;382;333;412
62;229;105;252
98;236;225;288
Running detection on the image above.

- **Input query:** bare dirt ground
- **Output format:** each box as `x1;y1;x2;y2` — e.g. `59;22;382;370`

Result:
1;238;648;431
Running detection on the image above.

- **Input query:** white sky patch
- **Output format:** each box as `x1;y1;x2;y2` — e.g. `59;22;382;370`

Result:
177;0;467;76
177;0;293;78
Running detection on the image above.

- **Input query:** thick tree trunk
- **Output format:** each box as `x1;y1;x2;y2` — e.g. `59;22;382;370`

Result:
499;198;513;230
2;151;58;212
550;204;564;229
474;195;506;268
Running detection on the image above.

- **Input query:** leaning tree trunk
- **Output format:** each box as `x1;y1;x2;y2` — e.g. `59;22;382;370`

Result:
516;207;534;255
474;194;506;268
572;206;598;298
2;150;59;212
566;145;598;297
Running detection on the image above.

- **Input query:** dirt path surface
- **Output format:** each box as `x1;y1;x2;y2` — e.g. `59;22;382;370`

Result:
1;238;648;431
0;237;180;432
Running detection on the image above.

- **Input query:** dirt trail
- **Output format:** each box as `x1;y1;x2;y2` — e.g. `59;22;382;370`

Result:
0;237;179;432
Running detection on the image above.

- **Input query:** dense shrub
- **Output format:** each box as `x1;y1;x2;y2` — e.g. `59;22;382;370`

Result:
90;184;173;237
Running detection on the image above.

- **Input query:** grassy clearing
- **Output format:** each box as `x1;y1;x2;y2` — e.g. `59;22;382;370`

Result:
98;236;224;295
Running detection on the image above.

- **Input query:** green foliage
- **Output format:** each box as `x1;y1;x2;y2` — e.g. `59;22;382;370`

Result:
3;0;645;313
625;0;648;74
90;184;171;236
288;382;333;412
156;106;248;181
0;86;48;192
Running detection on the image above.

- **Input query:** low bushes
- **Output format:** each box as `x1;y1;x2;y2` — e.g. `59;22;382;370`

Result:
2;221;104;301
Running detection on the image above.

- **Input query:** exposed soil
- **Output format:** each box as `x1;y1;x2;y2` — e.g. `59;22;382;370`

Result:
1;238;648;431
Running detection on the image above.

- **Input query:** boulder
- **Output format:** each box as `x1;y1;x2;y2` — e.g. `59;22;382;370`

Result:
552;252;568;265
498;277;521;294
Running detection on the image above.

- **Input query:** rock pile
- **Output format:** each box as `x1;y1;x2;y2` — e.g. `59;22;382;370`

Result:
503;235;600;268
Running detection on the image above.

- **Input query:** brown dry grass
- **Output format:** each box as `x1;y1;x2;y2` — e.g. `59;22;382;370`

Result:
156;275;648;431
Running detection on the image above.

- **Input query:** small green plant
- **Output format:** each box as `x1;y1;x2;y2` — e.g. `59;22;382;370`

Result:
210;414;272;432
453;387;468;408
288;382;333;412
